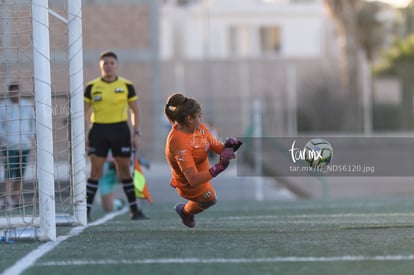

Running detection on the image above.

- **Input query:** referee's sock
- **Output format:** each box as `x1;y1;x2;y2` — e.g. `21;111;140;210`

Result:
121;179;139;213
86;178;99;218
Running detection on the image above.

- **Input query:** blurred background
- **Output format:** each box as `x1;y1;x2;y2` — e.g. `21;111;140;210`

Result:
81;0;414;157
2;0;414;200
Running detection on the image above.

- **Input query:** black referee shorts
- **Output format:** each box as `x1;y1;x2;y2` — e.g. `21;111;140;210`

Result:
88;122;132;158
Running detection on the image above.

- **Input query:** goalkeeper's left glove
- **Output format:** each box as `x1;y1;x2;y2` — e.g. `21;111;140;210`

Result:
224;137;243;152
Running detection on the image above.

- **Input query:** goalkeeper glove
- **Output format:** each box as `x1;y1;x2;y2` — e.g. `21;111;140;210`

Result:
209;148;236;177
224;137;243;152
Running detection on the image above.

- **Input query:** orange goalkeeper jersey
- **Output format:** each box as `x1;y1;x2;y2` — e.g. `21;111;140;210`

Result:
165;123;224;192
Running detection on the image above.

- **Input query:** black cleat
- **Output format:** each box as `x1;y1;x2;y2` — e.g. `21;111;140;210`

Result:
174;203;195;228
131;210;149;220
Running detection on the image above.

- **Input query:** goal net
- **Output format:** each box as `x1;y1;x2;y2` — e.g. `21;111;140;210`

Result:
0;0;86;241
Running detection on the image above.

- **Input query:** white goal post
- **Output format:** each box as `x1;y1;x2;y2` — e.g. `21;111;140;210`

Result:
0;0;86;241
67;0;87;230
32;0;56;242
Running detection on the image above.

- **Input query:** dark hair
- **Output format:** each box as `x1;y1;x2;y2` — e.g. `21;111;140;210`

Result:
99;51;118;61
8;83;19;91
165;93;201;125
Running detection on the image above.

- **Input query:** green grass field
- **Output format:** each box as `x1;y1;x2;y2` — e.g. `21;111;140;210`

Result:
3;197;414;275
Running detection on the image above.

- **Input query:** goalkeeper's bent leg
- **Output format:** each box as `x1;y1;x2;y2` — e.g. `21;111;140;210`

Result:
181;183;217;215
183;199;217;215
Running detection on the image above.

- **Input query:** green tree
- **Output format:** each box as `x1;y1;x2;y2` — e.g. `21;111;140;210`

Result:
323;0;396;131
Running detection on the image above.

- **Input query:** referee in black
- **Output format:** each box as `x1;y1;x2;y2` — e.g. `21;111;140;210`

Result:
84;51;147;221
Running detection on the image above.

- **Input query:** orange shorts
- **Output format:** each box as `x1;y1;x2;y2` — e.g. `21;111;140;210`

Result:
175;181;217;206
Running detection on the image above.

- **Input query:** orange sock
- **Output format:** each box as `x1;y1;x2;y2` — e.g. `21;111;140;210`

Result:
183;201;205;215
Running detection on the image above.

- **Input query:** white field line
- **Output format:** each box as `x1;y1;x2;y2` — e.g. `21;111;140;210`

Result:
36;255;414;266
6;211;414;272
2;207;128;275
216;212;414;220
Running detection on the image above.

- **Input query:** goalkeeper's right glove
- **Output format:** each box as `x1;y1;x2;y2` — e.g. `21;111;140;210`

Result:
209;148;236;177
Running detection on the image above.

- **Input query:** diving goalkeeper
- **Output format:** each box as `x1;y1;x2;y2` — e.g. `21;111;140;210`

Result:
164;93;242;228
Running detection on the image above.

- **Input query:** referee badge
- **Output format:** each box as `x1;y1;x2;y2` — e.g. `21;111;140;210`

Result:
93;95;102;102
